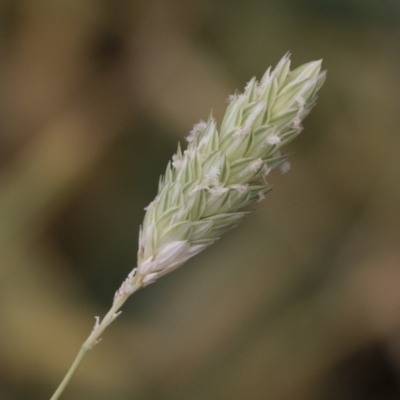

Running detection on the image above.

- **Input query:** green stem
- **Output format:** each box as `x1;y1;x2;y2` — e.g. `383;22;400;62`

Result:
49;347;88;400
49;273;142;400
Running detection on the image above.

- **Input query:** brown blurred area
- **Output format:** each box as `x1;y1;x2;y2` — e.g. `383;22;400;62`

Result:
1;0;400;399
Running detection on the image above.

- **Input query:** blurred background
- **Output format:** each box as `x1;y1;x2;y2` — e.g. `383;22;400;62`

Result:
1;0;400;399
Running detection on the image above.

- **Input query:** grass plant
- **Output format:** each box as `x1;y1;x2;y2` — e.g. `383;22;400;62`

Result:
50;54;326;400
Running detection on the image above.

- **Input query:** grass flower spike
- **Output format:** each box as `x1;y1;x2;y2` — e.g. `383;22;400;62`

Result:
50;54;326;400
135;53;326;286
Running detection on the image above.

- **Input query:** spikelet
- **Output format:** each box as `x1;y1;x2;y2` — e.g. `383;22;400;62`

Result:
136;54;326;286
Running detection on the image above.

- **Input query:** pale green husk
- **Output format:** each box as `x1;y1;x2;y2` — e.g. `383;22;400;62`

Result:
137;54;326;285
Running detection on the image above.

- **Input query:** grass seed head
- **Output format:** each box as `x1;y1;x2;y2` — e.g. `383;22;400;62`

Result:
137;54;326;286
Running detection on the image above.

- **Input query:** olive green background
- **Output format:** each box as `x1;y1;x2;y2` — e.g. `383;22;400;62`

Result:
1;1;400;399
